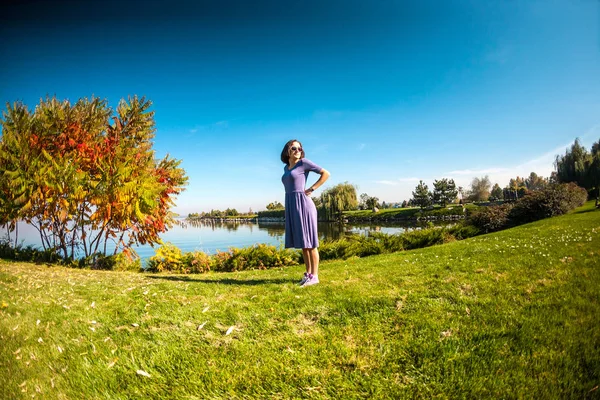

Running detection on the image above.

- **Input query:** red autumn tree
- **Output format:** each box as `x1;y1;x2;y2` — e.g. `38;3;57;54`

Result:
0;96;188;261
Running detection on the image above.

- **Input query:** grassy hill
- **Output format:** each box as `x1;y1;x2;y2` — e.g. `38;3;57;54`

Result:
1;202;599;399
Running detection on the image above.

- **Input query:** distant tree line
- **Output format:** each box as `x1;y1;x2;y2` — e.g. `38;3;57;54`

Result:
188;208;257;218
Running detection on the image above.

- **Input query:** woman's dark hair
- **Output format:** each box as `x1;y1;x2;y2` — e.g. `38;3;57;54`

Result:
280;139;305;164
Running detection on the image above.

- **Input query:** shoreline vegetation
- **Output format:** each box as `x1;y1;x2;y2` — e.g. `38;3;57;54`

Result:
1;202;598;398
0;183;589;274
187;203;475;224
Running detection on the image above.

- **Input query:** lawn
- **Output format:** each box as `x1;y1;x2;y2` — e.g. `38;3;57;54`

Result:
1;202;599;399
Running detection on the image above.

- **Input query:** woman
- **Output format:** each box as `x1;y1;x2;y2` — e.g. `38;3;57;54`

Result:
281;139;330;287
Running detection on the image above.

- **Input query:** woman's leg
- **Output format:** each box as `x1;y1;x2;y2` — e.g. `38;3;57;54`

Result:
302;248;312;274
308;248;319;276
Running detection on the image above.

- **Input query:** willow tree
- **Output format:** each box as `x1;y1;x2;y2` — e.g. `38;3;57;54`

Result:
0;96;188;260
319;182;358;221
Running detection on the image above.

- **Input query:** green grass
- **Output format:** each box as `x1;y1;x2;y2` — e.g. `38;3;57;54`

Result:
2;202;599;399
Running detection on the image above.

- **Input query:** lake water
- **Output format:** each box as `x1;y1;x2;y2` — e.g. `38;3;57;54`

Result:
3;219;433;261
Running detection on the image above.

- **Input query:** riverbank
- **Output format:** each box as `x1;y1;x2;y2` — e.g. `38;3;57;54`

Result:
1;202;598;398
343;204;477;222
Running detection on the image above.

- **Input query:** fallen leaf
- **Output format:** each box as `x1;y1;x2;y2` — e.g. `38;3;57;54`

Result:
136;369;151;378
57;346;63;353
131;323;139;327
465;307;471;316
202;306;210;313
108;358;118;368
36;320;41;325
197;322;207;330
14;348;21;355
91;302;95;308
225;326;234;336
37;337;43;343
441;330;452;338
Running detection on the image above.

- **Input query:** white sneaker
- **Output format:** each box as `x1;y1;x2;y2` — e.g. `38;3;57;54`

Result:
301;276;319;287
298;273;309;286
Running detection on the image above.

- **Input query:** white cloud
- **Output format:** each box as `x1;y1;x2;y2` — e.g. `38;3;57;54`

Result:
358;143;366;151
375;180;398;186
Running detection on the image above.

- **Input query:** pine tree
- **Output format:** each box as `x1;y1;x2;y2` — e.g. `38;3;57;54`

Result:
412;180;432;209
490;183;503;201
432;178;458;207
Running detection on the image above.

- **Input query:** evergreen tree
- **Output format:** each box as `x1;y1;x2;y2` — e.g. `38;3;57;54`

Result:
412;180;432;209
525;172;548;191
490;183;503;201
432;178;458;207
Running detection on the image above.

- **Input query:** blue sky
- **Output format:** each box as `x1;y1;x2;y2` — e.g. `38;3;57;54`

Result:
1;0;599;214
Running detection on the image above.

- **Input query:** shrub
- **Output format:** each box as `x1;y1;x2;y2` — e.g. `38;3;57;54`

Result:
370;232;404;253
447;223;480;240
182;251;211;273
400;228;447;250
509;183;588;223
468;203;514;233
257;210;285;219
146;242;185;273
0;239;62;264
210;244;299;272
319;238;353;261
345;235;385;258
112;252;143;272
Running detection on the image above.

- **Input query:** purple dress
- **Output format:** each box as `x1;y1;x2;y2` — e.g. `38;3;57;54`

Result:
282;158;322;249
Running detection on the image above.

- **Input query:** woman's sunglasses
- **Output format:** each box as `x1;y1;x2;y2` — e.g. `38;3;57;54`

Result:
290;146;303;152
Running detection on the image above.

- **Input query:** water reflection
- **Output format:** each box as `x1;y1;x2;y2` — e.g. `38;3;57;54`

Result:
255;220;452;241
9;218;453;261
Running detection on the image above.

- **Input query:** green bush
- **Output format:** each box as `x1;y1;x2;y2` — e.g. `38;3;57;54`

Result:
447;223;480;239
212;244;299;272
370;232;405;253
509;183;588;223
0;239;62;264
468;203;514;233
467;183;588;231
257;210;285;219
319;239;353;261
400;228;448;250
